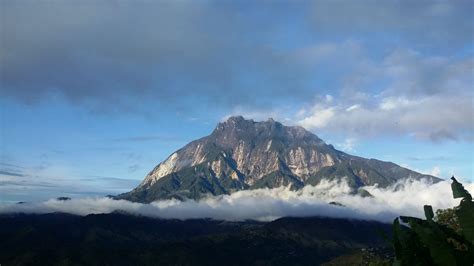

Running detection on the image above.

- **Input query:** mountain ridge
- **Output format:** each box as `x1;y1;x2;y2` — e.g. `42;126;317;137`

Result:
117;116;439;202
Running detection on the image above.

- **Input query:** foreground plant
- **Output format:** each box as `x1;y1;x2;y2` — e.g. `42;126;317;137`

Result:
392;177;473;266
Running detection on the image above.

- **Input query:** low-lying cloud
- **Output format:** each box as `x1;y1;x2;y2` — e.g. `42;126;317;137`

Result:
1;179;472;223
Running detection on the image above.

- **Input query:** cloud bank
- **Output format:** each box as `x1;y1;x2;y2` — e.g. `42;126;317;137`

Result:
2;1;471;113
0;1;315;111
1;179;472;223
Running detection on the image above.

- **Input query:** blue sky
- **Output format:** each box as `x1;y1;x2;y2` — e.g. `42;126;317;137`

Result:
1;0;473;202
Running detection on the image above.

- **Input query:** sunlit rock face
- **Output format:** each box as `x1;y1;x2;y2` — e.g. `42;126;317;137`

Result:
118;116;439;202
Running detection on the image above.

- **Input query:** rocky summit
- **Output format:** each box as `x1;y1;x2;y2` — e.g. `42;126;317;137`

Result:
117;116;439;202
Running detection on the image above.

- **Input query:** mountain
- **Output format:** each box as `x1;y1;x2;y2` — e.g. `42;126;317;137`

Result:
117;116;439;202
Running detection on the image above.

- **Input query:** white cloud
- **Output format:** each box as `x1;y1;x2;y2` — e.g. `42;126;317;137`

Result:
1;179;471;223
336;138;358;153
325;94;333;102
291;46;474;142
298;94;473;141
298;106;335;129
430;166;442;177
379;97;419;111
346;104;360;112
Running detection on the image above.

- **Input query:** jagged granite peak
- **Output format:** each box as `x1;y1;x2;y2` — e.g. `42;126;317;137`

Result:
211;116;324;149
117;116;439;202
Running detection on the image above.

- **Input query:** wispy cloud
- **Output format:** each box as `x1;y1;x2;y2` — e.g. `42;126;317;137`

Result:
407;156;452;162
111;136;185;142
0;162;25;169
429;166;442;177
336;138;358;153
0;170;24;177
0;172;139;202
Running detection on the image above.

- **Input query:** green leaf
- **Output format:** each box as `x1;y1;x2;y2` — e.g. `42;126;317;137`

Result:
451;176;472;200
394;217;434;265
404;218;457;265
392;218;403;259
451;176;474;244
424;205;434;221
456;200;474;244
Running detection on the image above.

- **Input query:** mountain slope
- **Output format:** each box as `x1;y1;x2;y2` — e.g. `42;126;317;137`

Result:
117;116;439;202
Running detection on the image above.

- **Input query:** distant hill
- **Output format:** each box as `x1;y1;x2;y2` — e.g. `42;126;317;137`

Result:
0;212;393;265
118;116;439;202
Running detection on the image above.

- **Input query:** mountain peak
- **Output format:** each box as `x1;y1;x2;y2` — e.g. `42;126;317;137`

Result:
214;116;253;133
213;116;312;142
206;117;331;159
266;117;276;123
225;115;248;123
221;116;278;126
218;116;287;130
